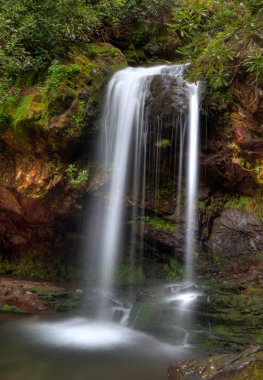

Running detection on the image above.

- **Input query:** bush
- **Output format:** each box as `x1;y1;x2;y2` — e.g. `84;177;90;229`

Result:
166;0;263;101
0;0;99;82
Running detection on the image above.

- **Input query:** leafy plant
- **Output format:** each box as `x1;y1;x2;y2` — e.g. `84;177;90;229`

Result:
65;163;78;177
167;0;262;96
163;257;184;280
243;51;263;85
65;163;89;186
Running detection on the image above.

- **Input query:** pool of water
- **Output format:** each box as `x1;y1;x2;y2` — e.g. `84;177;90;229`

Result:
0;315;203;380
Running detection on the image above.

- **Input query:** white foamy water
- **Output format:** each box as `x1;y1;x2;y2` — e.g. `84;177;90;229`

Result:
21;317;178;353
185;83;200;280
94;65;189;315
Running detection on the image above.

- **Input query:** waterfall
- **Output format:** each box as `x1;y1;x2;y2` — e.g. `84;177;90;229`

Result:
185;84;200;281
89;65;200;318
18;66;202;358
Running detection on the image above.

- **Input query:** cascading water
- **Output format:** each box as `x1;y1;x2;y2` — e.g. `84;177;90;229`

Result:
185;83;200;281
89;65;201;320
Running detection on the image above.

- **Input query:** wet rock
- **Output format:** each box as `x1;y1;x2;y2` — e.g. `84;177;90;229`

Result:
231;109;263;154
194;272;263;352
233;78;263;115
136;290;155;301
208;208;263;265
147;75;188;120
168;346;263;379
0;277;81;314
198;187;210;201
143;222;186;259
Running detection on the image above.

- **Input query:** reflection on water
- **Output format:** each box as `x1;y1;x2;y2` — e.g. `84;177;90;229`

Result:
0;315;202;380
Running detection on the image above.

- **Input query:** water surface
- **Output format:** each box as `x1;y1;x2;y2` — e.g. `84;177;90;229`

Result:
0;315;203;380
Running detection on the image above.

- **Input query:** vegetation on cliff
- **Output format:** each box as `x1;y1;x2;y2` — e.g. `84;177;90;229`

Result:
1;1;262;91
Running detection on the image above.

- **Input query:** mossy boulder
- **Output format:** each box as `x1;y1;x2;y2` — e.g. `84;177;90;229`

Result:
191;273;263;353
168;346;263;380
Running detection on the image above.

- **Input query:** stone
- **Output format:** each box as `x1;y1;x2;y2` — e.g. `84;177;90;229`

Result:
136;290;155;301
147;75;188;120
208;208;263;264
168;346;263;379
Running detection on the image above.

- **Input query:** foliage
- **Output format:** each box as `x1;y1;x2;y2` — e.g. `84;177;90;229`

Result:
0;0;176;87
163;257;184;280
0;0;99;80
65;163;89;186
0;304;23;313
224;193;263;221
168;0;263;98
243;51;263;85
94;0;176;44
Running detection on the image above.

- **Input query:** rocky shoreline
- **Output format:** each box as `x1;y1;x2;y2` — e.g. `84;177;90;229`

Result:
0;276;83;315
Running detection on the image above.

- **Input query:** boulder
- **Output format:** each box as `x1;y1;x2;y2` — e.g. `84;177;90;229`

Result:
168;346;263;379
147;75;188;120
208;208;263;266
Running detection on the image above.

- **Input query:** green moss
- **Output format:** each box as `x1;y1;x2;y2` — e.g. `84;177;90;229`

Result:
3;88;48;136
197;273;263;351
157;139;172;148
124;45;146;65
0;304;23;313
0;252;83;281
225;196;251;210
114;263;145;285
85;43;118;58
213;324;234;337
26;286;82;312
55;296;82;312
130;300;159;330
198;196;226;215
12;94;34;127
139;215;176;232
45;60;80;94
15;71;37;88
224;193;263;221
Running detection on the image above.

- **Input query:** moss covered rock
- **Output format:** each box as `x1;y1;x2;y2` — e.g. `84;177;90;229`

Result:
168;346;263;380
0;43;126;281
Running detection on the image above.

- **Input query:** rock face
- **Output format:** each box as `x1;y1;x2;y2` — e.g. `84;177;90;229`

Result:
168;346;263;380
0;43;127;280
208;208;263;267
148;75;188;120
201;79;263;190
